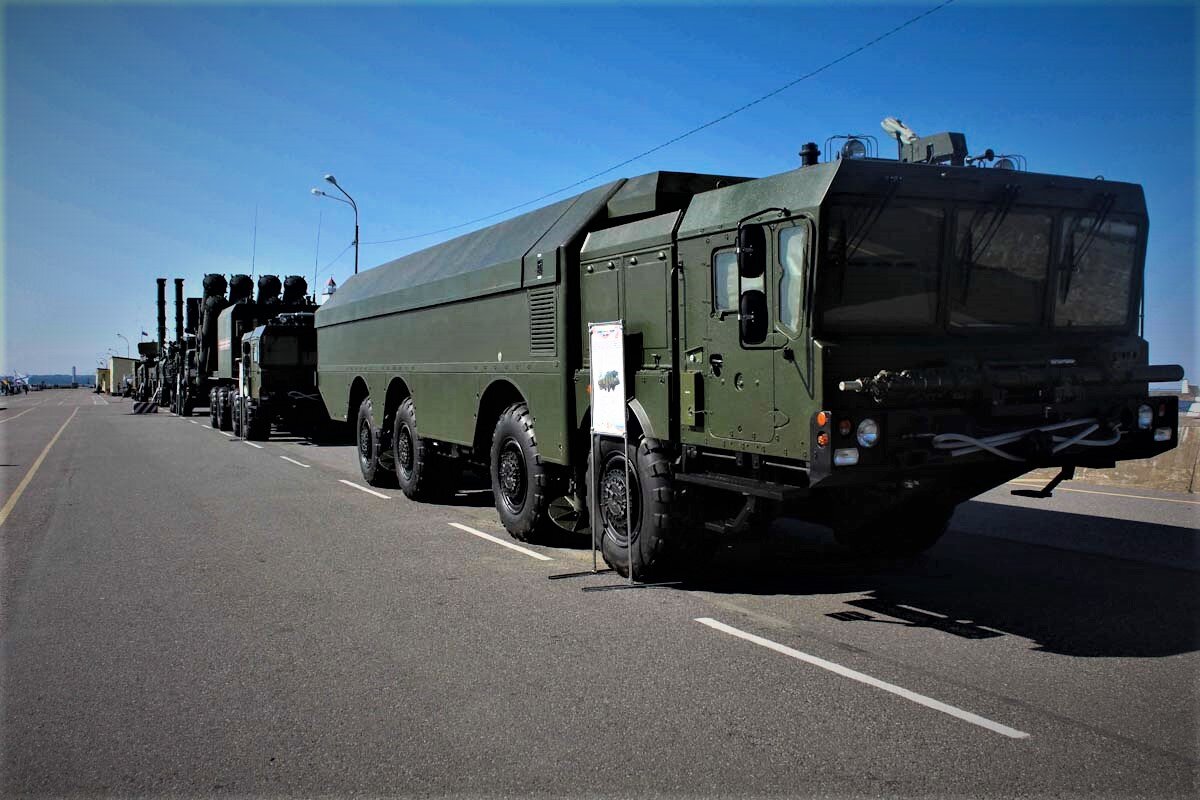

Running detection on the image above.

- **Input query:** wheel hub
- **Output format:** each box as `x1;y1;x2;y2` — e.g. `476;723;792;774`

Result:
601;466;629;537
498;442;525;508
397;426;414;473
359;422;372;461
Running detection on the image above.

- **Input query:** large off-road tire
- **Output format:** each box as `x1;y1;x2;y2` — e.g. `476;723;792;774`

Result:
392;397;454;501
356;396;397;488
209;388;219;427
217;387;233;431
232;396;243;437
834;503;955;557
246;410;269;442
489;403;551;542
594;436;677;580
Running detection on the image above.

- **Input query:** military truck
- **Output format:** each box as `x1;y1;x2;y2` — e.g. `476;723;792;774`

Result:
230;304;326;441
209;275;314;432
316;122;1182;577
171;274;229;417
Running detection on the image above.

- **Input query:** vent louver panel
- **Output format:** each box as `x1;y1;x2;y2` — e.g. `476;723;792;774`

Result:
529;287;557;356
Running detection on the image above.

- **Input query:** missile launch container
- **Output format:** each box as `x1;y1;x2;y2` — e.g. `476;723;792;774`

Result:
316;129;1182;578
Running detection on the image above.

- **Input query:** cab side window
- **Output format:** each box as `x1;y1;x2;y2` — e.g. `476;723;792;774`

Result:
715;248;766;307
779;225;809;331
714;250;738;311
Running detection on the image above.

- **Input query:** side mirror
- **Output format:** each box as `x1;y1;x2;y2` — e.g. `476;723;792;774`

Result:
739;290;768;344
737;224;766;279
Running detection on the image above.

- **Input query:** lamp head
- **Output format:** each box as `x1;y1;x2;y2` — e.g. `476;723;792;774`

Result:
324;174;338;186
311;188;323;197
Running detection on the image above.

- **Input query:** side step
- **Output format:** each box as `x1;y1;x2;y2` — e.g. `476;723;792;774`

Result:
675;471;808;502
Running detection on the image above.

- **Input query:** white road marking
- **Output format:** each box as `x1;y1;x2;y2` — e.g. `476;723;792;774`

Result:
0;407;37;424
280;456;310;468
338;479;390;499
694;617;1030;740
448;522;553;561
0;408;79;528
218;431;233;437
244;441;263;449
1006;480;1199;506
188;420;199;425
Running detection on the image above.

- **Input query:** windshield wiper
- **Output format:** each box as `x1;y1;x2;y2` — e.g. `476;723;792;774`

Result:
1060;192;1116;302
845;176;903;261
957;184;1022;300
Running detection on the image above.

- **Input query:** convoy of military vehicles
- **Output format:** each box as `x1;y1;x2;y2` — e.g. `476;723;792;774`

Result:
122;121;1184;578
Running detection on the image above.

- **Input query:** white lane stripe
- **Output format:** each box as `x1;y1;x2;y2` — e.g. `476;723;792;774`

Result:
694;617;1030;740
1006;480;1199;506
338;479;390;499
219;431;233;437
244;441;263;449
0;406;37;424
280;456;310;468
188;420;199;425
448;522;552;561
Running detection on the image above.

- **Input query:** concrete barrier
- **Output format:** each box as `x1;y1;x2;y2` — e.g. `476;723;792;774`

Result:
1027;419;1200;494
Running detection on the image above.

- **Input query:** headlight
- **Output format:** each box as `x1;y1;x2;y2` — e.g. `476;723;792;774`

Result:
1137;404;1153;430
833;448;860;466
856;418;879;448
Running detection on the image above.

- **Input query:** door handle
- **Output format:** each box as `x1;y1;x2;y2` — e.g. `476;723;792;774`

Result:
709;353;724;376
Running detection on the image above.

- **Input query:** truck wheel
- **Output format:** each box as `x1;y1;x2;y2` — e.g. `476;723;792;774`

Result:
356;396;397;488
392;397;452;501
218;388;233;431
232;396;243;437
209;389;219;427
834;503;954;557
594;437;676;580
489;403;551;541
246;401;269;441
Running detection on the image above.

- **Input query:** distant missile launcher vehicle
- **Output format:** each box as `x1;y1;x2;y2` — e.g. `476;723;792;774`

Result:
223;278;328;441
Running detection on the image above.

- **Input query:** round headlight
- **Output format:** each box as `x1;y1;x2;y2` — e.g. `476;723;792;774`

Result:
856;418;879;448
1137;404;1153;430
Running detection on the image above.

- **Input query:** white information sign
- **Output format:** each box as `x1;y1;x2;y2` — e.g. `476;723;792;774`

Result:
589;321;626;436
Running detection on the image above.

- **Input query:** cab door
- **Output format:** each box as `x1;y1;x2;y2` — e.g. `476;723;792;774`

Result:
702;225;778;444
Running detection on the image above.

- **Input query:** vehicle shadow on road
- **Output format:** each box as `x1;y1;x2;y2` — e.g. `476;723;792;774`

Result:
680;503;1200;659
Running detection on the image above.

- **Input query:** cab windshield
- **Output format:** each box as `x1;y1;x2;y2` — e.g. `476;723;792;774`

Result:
259;334;313;366
820;205;942;331
818;203;1138;334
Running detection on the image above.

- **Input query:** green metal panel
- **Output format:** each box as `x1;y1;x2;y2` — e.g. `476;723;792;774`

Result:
679;162;840;240
580;210;680;261
680;369;701;428
606;172;749;220
317;287;570;462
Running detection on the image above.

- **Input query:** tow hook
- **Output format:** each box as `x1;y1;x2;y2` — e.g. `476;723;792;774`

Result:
1010;466;1075;499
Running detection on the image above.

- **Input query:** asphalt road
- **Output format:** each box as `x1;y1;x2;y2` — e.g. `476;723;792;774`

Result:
2;389;1197;797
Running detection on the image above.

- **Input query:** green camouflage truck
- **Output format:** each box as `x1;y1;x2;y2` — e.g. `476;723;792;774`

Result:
315;127;1182;577
231;303;326;441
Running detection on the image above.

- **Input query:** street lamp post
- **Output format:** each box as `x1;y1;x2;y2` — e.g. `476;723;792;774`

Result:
116;333;130;357
311;173;359;275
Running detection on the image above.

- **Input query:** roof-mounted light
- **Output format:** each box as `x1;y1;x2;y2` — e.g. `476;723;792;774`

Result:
824;134;878;162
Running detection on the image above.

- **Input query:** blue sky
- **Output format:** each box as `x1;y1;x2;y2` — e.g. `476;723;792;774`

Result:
3;2;1195;379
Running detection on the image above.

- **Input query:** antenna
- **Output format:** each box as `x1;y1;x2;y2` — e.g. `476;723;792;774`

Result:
250;204;258;278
